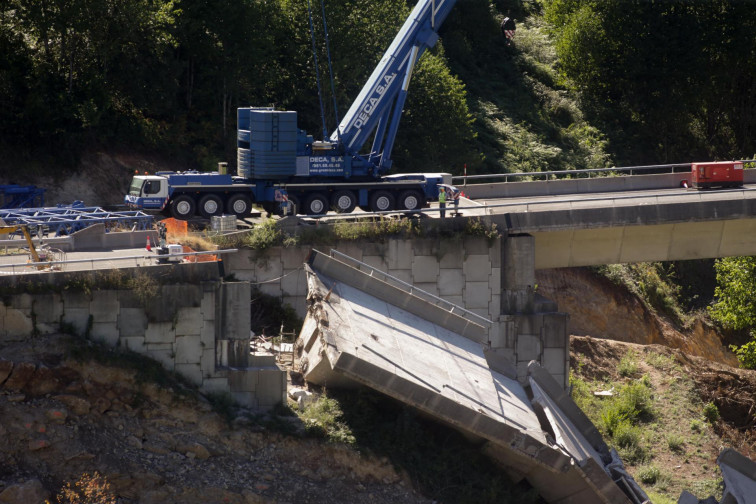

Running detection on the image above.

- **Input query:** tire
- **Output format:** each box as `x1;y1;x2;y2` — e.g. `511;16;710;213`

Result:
227;194;253;217
304;193;329;215
170;195;196;220
331;190;357;213
288;195;301;216
398;190;423;211
369;190;395;212
198;194;224;218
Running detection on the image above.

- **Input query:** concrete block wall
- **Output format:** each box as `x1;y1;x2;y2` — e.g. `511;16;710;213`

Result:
0;276;286;410
223;237;502;322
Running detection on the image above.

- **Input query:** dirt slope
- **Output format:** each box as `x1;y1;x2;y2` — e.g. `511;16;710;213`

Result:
0;335;429;504
537;268;738;366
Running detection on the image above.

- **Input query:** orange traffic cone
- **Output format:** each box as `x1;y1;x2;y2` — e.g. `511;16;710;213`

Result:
146;236;152;251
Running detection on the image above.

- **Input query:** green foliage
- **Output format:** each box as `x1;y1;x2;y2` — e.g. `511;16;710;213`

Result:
600;381;654;437
594;263;686;326
666;434;685;453
544;0;756;163
637;465;662;485
730;341;756;370
244;219;283;250
617;351;639;377
298;395;356;445
709;256;756;332
702;402;720;424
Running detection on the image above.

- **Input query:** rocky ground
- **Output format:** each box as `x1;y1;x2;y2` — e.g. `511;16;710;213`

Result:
0;335;432;504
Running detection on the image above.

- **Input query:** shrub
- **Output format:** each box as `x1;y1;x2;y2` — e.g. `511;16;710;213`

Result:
618;351;639;377
54;472;117;504
637;465;662;485
299;396;356;445
613;420;641;449
690;419;704;432
730;340;756;370
667;434;685;453
703;402;720;423
600;404;631;436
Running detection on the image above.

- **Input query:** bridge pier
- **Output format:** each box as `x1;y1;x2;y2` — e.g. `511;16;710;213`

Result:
492;234;569;388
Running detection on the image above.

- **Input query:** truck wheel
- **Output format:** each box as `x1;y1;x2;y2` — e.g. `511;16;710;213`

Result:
398;190;423;210
331;190;357;213
304;193;329;215
227;194;252;217
369;191;395;212
170;195;196;220
198;194;224;218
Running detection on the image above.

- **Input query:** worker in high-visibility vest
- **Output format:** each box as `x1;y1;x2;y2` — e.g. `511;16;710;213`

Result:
438;186;447;219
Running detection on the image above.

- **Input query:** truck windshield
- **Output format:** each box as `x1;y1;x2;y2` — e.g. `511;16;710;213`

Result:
128;178;145;196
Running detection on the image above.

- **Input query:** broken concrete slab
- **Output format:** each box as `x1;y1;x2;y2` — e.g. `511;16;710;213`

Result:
296;249;648;504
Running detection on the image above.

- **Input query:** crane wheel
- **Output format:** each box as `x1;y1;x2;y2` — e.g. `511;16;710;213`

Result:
170;195;196;220
331;190;357;213
369;191;395;212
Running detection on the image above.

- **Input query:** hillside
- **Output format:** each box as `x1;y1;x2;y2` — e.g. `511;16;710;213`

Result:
1;267;754;503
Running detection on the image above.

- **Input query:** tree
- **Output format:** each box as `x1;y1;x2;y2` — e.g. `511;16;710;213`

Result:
543;0;756;164
709;256;756;332
709;256;756;369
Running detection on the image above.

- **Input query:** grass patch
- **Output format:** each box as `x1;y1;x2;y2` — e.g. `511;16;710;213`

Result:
618;350;640;377
666;434;685;453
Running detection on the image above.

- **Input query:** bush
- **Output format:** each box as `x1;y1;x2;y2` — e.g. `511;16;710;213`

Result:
55;472;117;504
637;465;662;485
703;402;720;423
730;340;756;370
613;420;641;449
299;396;356;445
667;434;685;453
618;351;639;377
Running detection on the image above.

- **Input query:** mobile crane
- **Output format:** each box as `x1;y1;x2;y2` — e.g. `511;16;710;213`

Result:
125;0;458;219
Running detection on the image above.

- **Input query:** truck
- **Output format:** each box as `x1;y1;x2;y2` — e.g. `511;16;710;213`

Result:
125;0;458;219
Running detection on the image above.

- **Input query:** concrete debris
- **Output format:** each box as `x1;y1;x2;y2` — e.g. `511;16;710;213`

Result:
296;249;651;504
678;448;756;504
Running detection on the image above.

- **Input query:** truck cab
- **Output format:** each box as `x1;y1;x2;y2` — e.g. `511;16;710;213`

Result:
125;175;169;211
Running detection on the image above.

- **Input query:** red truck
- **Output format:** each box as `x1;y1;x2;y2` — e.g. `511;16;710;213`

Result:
690;161;744;189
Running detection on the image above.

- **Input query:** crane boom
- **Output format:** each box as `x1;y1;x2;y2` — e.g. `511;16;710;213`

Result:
332;0;457;173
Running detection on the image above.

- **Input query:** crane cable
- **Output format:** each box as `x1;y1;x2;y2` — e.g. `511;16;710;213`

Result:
307;0;328;140
319;0;340;141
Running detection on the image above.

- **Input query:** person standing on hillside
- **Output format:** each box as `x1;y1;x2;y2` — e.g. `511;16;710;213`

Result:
501;15;516;46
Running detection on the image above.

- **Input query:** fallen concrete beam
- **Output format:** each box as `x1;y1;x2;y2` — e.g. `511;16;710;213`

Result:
295;250;649;504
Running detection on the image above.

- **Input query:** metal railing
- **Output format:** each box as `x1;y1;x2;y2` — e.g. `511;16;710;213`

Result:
452;159;756;185
326;248;493;327
0;249;238;275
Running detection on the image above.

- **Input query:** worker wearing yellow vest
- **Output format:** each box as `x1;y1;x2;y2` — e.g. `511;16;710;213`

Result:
438;186;447;218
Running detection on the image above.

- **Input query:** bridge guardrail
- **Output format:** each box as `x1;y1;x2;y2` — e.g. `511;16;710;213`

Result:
453;159;756;185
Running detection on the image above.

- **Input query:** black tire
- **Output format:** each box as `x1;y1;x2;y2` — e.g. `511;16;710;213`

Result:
369;190;395;212
227;194;253;217
198;194;224;218
304;193;329;215
331;190;357;213
398;190;424;210
170;195;196;220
